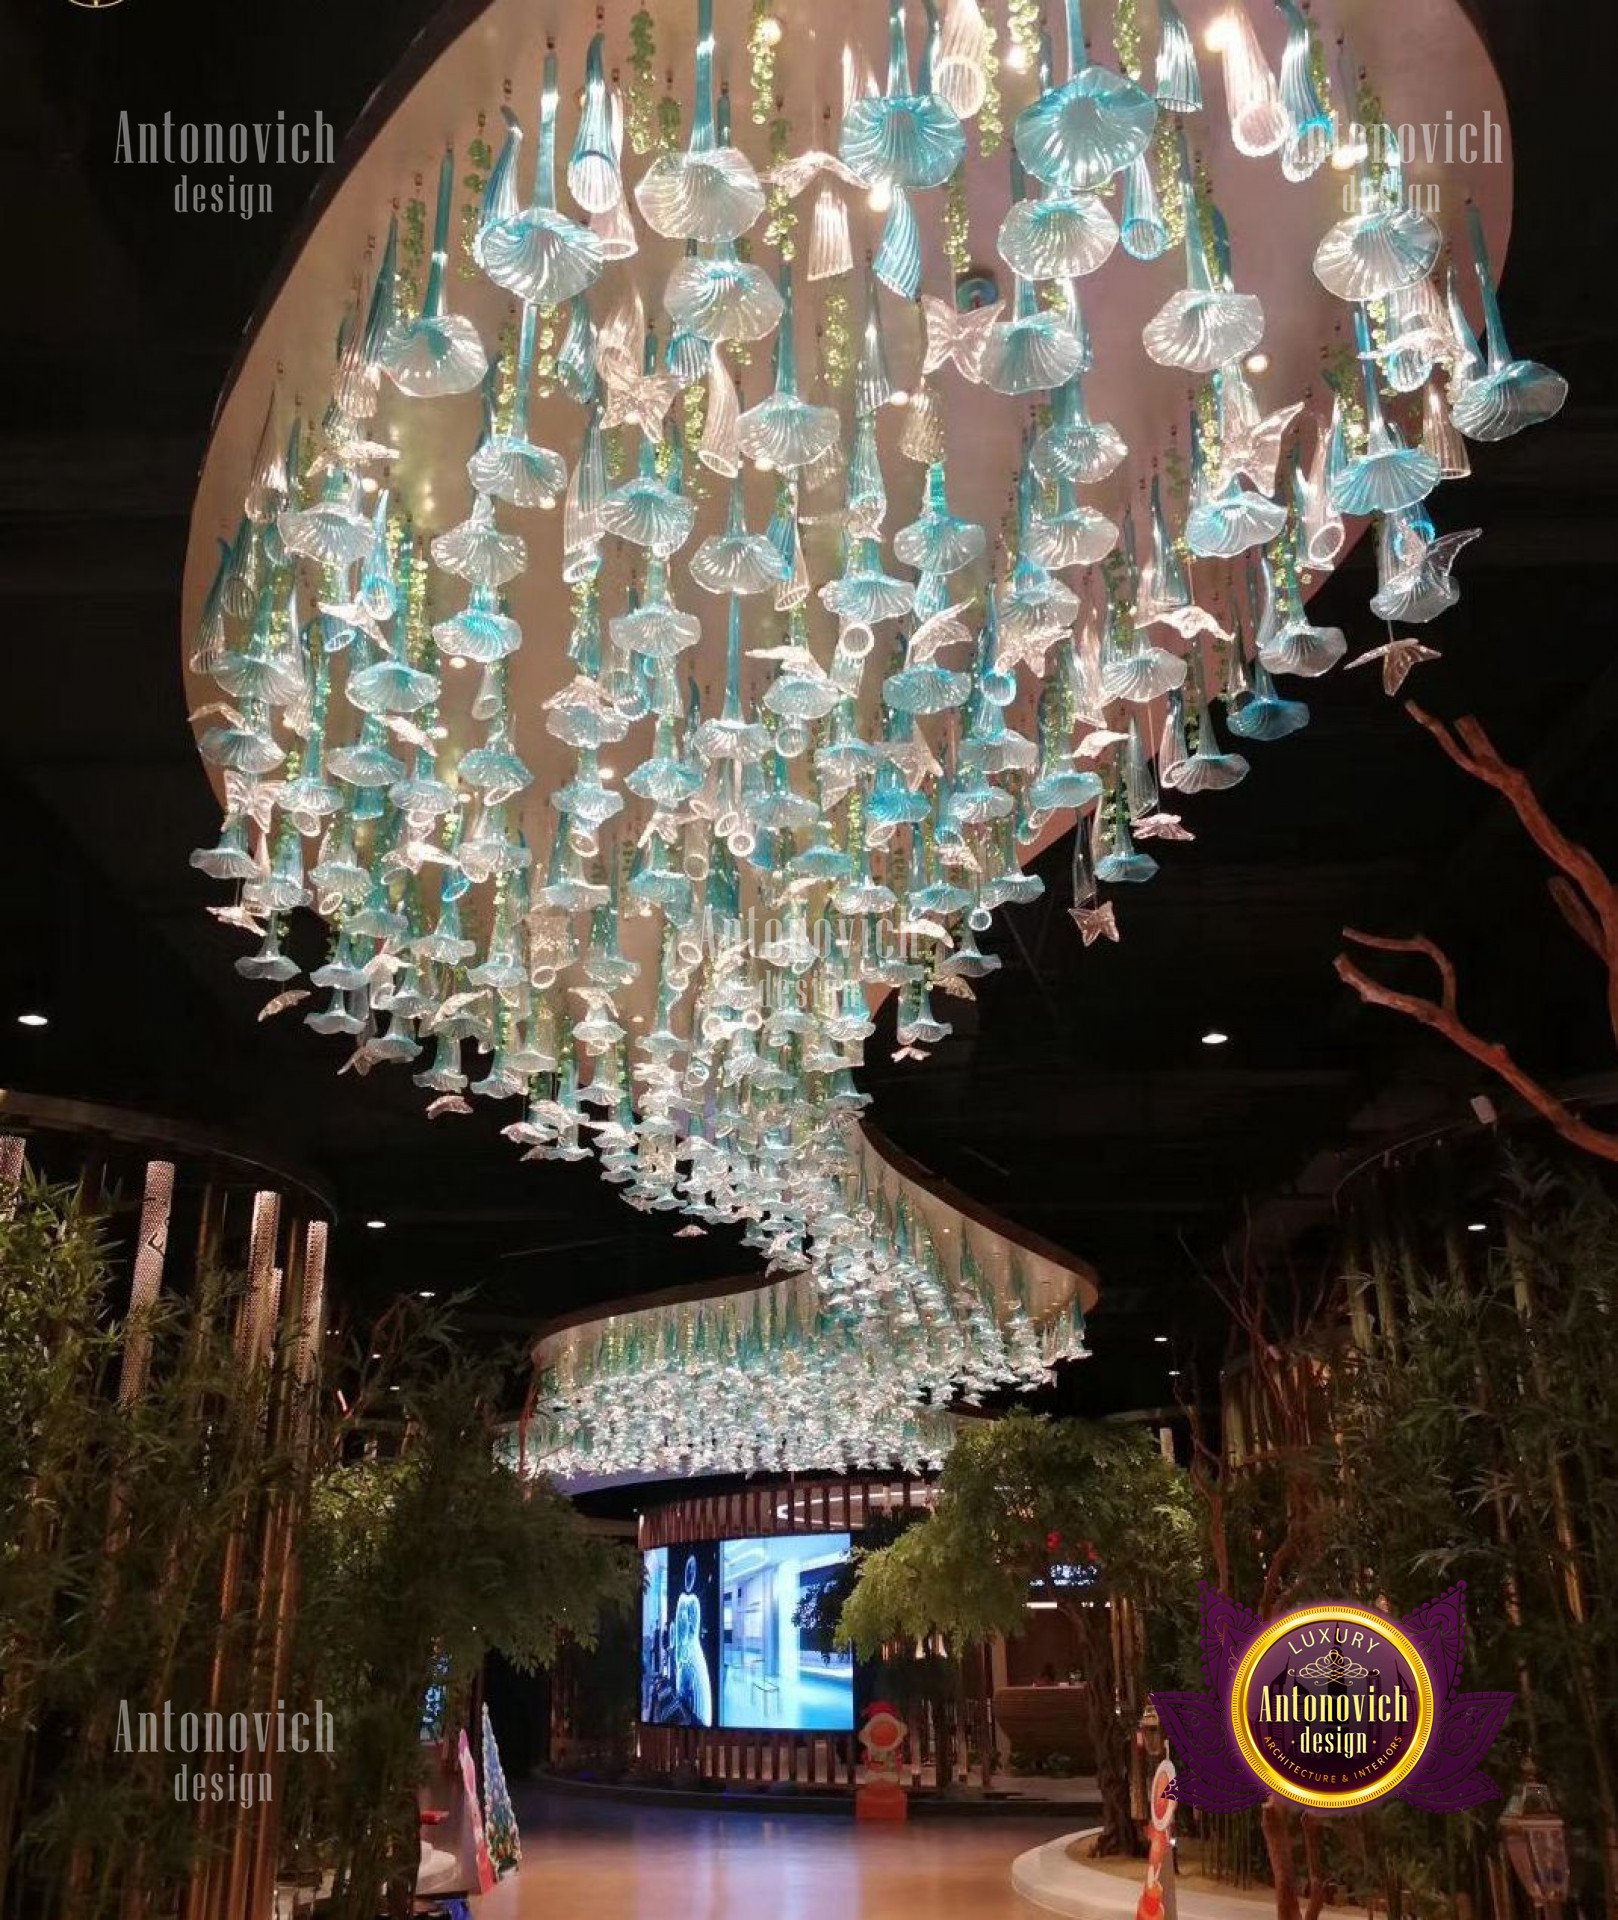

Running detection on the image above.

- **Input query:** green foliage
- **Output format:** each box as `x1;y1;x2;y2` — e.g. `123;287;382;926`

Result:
839;1413;1201;1657
0;1177;633;1920
1195;1160;1618;1917
838;1413;1202;1846
1330;1164;1618;1914
289;1342;634;1919
0;1177;302;1919
789;1510;906;1659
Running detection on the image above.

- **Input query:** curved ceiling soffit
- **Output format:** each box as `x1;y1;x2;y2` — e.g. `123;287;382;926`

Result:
180;0;1514;1351
530;1121;1098;1364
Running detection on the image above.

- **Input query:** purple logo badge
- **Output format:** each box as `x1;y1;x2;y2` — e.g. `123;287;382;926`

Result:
1155;1583;1512;1813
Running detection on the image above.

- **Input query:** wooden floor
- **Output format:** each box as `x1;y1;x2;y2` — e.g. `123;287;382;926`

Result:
476;1792;1059;1918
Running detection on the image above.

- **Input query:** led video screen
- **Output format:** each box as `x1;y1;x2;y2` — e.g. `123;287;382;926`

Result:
717;1533;855;1731
640;1541;719;1727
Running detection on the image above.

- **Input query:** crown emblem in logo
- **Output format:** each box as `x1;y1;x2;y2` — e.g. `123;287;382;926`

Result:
1296;1648;1369;1681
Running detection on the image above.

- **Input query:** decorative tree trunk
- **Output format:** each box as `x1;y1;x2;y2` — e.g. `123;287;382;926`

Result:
1260;1795;1302;1920
1065;1600;1139;1856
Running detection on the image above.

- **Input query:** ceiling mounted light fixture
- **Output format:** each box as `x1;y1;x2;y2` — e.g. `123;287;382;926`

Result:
183;0;1556;1477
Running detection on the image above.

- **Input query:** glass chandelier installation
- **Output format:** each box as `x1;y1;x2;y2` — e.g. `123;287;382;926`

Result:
188;0;1562;1473
516;1130;1092;1477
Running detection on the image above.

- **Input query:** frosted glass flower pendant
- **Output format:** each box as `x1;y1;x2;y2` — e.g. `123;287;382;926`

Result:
384;148;489;396
476;66;606;310
1014;0;1156;192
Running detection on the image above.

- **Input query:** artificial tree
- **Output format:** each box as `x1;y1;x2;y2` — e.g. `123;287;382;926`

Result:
1332;1163;1618;1920
0;1171;633;1920
1185;1162;1618;1920
1337;704;1618;1163
289;1332;634;1920
0;1177;309;1920
1181;1243;1354;1920
837;1413;1200;1850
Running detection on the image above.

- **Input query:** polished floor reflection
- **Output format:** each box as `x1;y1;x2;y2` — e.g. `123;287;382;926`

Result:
478;1790;1057;1919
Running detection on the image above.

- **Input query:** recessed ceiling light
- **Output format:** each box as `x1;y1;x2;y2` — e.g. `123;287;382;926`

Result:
418;1289;436;1300
1467;1221;1487;1234
1168;1368;1181;1378
365;1218;386;1230
1154;1335;1169;1345
1201;1030;1229;1047
17;1012;48;1028
1244;352;1269;374
370;1351;382;1360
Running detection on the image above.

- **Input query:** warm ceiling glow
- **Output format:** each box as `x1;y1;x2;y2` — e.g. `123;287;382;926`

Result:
16;1012;48;1028
183;0;1557;1483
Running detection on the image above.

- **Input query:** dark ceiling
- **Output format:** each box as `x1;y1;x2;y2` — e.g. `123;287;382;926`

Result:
2;0;1615;1427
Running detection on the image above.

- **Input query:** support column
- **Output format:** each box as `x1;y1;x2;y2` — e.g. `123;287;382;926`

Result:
118;1160;175;1406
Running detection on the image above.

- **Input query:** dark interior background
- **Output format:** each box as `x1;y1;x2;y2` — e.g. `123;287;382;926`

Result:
2;0;1614;1426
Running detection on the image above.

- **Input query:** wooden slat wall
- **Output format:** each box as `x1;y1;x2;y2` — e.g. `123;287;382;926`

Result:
637;1475;934;1549
635;1724;863;1787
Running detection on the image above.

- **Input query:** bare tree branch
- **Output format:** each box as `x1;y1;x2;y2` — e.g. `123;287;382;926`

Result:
1339;928;1458;1013
1335;939;1618;1165
1332;704;1618;1159
1409;704;1618;1049
1548;876;1606;960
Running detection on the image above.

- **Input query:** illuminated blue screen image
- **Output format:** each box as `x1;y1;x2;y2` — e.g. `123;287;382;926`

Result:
717;1533;855;1732
640;1541;719;1728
